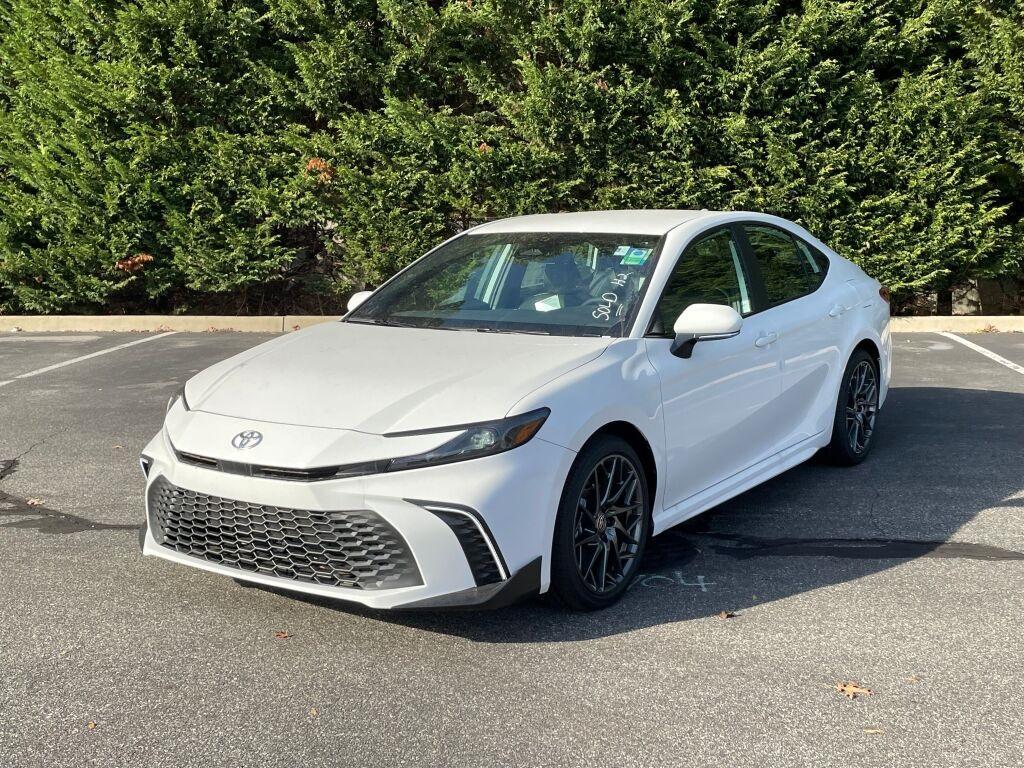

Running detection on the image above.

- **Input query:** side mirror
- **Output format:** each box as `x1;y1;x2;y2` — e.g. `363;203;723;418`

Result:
670;304;743;359
346;290;373;313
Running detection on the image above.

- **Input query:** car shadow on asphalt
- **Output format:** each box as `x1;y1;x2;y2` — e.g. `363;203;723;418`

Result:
252;386;1024;642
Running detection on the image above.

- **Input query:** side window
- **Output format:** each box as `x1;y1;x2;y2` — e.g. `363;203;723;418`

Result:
649;229;752;335
744;225;825;305
796;239;829;288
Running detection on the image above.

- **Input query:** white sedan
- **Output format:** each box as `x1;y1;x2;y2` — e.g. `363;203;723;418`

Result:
140;210;891;610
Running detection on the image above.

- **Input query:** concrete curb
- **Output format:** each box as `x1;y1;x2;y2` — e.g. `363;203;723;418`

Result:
1;315;341;333
1;315;1022;333
890;316;1024;333
284;315;341;331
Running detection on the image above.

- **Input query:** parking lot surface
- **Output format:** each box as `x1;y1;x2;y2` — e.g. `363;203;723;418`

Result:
1;329;1022;767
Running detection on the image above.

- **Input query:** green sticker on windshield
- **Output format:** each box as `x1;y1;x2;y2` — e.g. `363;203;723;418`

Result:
620;247;651;266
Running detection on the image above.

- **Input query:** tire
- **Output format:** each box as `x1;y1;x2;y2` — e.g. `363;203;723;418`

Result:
825;349;880;466
550;435;651;611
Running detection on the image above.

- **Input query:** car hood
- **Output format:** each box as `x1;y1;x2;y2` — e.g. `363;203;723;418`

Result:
185;321;611;433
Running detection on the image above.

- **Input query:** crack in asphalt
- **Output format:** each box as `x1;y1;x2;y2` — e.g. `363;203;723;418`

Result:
0;456;137;535
863;487;888;539
643;527;1024;566
0;457;17;482
699;532;1024;561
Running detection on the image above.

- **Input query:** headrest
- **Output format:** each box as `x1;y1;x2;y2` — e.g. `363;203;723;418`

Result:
545;251;582;291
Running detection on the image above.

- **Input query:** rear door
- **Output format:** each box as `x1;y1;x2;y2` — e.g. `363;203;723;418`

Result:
737;223;858;446
644;226;786;512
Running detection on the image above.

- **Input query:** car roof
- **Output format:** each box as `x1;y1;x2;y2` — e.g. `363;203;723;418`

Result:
469;209;713;236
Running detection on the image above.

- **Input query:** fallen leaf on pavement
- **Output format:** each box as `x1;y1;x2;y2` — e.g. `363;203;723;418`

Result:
113;445;123;450
906;675;921;684
273;630;290;639
716;611;736;619
836;681;873;699
863;728;883;735
27;498;43;506
87;721;97;730
309;707;318;718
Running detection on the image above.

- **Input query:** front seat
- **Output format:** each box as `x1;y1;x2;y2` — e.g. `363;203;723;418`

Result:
520;252;591;310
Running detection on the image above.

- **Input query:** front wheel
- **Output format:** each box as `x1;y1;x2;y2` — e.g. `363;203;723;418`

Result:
550;436;650;611
825;349;880;466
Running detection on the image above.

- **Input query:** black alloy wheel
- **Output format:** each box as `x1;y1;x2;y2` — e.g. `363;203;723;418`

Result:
573;454;645;593
845;358;879;455
826;349;880;465
551;436;650;610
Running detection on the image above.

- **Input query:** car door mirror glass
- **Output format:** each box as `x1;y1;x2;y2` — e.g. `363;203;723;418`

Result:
671;303;743;359
347;290;374;313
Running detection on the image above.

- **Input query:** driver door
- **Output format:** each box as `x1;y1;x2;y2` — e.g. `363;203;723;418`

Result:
644;226;785;515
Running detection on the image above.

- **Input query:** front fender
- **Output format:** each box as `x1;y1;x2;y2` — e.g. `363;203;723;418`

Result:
507;339;666;515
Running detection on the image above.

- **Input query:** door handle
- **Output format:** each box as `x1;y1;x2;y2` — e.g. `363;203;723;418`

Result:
828;304;846;318
754;331;779;348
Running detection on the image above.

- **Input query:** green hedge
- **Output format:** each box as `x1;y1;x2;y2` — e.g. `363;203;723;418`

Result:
1;0;1021;314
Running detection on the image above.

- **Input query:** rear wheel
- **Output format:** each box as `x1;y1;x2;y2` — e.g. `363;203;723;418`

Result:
550;436;650;611
825;349;880;465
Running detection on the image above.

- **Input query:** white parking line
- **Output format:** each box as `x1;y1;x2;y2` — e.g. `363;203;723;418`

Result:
0;331;178;388
939;332;1024;376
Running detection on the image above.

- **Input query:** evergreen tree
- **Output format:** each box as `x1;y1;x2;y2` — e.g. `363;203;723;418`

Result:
0;0;1020;313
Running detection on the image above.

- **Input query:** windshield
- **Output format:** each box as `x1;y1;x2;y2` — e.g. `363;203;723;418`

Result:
347;232;663;337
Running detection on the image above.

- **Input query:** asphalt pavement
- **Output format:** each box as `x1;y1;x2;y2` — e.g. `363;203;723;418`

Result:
1;329;1022;767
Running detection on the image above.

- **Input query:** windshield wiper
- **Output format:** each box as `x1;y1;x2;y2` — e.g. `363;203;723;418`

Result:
351;318;554;335
347;317;444;330
475;327;552;336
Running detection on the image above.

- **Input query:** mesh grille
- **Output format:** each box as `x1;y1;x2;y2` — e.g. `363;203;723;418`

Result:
430;509;504;586
148;477;421;590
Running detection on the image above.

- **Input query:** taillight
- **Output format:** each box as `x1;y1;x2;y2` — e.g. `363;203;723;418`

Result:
878;285;890;303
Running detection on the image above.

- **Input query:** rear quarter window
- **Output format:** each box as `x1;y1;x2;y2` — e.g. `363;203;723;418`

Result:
796;240;829;286
743;224;829;306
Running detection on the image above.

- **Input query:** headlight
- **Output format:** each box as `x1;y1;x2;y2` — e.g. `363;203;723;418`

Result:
166;385;190;413
385;408;550;472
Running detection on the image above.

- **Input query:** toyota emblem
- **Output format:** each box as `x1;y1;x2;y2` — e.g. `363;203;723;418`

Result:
231;430;263;450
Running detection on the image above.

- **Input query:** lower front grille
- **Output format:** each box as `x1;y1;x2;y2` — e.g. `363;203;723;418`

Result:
147;477;421;590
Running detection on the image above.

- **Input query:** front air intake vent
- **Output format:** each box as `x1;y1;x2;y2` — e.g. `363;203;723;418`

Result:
417;503;507;586
148;477;421;590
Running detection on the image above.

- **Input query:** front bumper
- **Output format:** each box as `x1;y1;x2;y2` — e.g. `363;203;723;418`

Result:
139;423;575;609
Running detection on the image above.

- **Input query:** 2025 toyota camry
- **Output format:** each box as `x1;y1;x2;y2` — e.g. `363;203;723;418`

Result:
139;210;891;610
